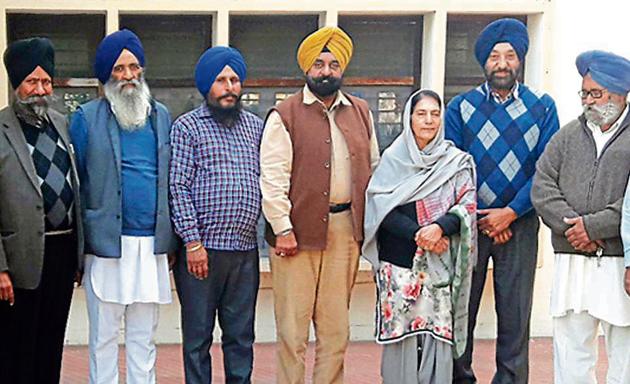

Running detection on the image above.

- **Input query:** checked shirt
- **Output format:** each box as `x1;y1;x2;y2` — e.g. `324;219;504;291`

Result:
445;82;559;216
170;104;264;251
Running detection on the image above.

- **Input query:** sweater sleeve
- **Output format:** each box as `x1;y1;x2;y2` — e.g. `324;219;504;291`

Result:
531;129;579;235
444;97;465;149
583;197;623;241
434;213;461;236
621;177;630;267
508;97;560;217
380;205;420;241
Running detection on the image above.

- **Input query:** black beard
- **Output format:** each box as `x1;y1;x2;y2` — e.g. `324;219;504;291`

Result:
207;94;242;128
485;67;520;91
306;75;342;97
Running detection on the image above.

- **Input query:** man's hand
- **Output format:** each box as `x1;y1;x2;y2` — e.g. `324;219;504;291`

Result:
431;237;450;254
0;271;14;305
490;228;513;245
74;270;83;287
478;207;518;238
564;216;592;250
275;231;298;257
415;224;444;251
625;268;630;297
167;251;177;270
186;241;208;280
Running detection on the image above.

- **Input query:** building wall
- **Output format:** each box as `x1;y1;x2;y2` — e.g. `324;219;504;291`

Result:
1;0;566;344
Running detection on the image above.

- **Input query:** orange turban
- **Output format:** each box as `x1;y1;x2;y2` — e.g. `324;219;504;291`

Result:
297;26;353;73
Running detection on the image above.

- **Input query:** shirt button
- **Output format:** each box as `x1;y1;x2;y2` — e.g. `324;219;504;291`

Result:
325;138;331;144
324;161;330;169
323;191;328;196
322;216;328;222
116;215;121;220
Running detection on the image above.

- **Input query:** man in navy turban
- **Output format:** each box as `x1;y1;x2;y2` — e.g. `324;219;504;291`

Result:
446;18;560;384
0;37;83;384
533;50;630;384
69;29;179;383
170;45;263;383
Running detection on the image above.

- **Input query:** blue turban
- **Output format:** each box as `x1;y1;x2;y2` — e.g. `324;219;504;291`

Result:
576;50;630;95
194;46;247;97
94;29;145;84
474;18;529;67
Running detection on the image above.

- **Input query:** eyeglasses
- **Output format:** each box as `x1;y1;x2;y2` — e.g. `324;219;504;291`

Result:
578;89;605;99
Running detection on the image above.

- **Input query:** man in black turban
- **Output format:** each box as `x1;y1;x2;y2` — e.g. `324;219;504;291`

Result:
0;37;83;384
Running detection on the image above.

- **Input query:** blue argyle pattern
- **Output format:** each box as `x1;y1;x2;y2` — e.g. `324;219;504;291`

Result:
445;83;559;216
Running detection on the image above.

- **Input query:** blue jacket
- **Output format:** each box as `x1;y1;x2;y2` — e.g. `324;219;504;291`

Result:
69;98;179;258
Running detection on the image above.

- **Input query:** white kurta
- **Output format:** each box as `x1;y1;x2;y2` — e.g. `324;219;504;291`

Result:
87;236;171;305
551;254;630;326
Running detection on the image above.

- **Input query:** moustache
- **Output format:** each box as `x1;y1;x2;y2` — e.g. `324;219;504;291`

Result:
217;93;240;101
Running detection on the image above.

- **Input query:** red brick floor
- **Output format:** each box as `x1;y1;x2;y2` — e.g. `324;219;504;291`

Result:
61;338;608;383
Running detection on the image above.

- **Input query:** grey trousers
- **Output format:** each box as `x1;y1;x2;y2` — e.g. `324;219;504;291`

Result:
453;211;539;384
381;334;453;384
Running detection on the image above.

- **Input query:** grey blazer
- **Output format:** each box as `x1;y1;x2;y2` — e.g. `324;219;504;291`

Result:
0;105;83;289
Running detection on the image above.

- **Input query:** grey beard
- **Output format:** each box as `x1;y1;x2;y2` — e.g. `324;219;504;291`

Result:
583;101;623;127
13;94;54;128
104;77;152;131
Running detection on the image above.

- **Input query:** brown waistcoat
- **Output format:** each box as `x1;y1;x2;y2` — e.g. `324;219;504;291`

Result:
265;90;373;250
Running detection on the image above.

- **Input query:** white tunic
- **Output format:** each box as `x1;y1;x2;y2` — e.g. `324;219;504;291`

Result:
550;254;630;326
87;236;172;305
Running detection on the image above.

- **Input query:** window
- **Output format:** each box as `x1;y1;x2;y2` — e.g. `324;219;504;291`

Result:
230;15;319;83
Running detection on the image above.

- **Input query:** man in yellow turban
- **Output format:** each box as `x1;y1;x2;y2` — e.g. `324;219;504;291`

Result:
260;26;380;384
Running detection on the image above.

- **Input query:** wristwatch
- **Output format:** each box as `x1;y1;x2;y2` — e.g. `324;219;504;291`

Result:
277;228;293;237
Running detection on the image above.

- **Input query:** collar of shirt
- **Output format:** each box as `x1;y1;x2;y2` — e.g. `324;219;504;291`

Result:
484;81;520;104
586;103;629;136
302;84;351;110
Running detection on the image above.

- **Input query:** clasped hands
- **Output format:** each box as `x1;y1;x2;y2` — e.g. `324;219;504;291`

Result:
563;216;603;253
415;224;449;254
478;207;517;245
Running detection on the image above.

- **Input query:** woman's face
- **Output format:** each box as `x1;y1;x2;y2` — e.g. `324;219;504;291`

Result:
411;96;441;149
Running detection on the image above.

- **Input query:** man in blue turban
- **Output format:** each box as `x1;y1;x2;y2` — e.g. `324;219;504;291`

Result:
533;50;630;384
69;29;179;383
446;18;560;384
170;45;263;383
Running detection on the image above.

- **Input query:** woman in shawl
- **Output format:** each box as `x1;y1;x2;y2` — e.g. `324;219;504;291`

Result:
362;89;476;383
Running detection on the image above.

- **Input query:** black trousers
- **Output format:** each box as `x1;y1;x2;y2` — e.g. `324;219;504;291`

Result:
453;211;539;384
0;233;77;384
174;248;260;384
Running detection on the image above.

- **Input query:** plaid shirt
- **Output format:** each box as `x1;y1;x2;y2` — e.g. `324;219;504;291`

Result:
170;104;264;251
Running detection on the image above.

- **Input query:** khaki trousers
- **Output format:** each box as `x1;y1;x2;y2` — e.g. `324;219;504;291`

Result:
270;210;360;384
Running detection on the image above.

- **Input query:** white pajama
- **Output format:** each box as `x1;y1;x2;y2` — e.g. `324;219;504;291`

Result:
84;236;171;384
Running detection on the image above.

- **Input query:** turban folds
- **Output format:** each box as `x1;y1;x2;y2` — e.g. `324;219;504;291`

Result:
3;37;55;89
576;50;630;95
474;18;529;67
297;26;353;73
194;46;247;97
94;29;145;84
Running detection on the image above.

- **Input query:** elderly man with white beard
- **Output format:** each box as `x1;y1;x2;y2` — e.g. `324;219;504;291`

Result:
532;50;630;384
69;29;178;384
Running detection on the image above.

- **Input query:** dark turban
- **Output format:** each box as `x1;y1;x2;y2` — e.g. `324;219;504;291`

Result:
3;37;55;89
474;18;529;67
94;29;145;84
194;46;247;97
576;50;630;95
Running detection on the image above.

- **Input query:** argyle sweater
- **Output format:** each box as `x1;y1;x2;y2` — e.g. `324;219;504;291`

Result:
445;83;559;217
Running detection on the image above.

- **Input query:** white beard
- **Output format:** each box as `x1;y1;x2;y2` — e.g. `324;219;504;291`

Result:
104;76;152;131
583;100;623;127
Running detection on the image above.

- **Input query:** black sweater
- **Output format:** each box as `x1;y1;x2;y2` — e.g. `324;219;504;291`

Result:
377;201;460;268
